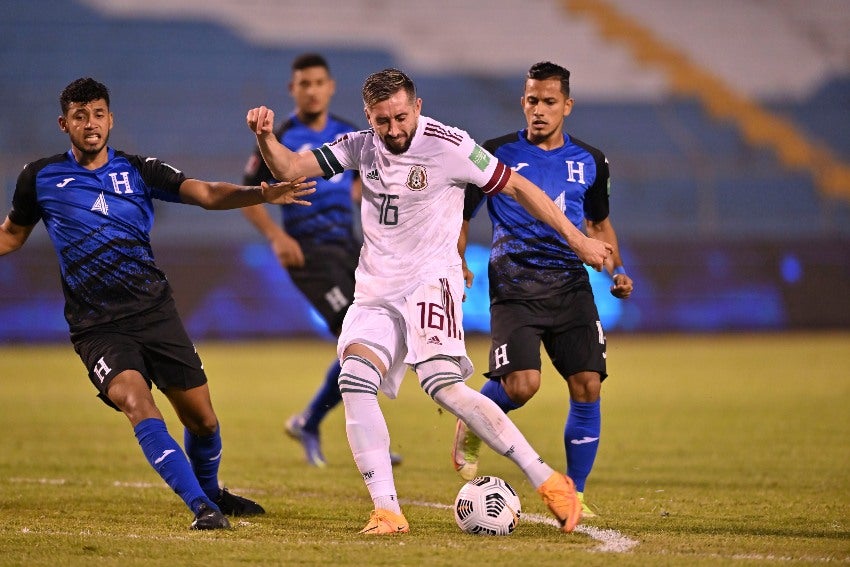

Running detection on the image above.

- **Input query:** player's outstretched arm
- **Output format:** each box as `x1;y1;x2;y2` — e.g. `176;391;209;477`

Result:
0;216;34;255
179;177;315;210
246;106;324;182
502;171;612;271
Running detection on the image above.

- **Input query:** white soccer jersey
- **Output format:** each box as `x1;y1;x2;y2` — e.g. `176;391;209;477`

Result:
312;115;510;301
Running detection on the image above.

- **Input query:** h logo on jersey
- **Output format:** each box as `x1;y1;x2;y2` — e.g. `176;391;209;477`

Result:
565;160;586;184
493;343;510;369
91;192;109;215
109;171;133;194
92;356;112;383
325;286;349;313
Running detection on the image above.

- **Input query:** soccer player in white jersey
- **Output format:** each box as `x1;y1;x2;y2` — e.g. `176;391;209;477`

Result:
246;68;612;535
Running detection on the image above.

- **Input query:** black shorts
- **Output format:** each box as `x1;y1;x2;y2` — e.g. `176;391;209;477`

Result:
72;299;207;410
487;288;607;382
288;244;358;335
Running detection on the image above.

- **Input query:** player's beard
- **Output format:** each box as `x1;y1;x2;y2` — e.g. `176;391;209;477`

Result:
382;130;413;155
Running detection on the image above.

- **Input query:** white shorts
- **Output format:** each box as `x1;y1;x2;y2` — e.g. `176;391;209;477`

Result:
337;276;473;399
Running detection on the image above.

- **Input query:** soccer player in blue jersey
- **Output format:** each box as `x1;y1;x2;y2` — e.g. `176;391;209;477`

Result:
0;77;314;530
452;61;634;520
241;53;401;468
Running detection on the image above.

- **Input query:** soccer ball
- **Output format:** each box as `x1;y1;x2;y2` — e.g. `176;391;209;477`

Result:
453;475;521;535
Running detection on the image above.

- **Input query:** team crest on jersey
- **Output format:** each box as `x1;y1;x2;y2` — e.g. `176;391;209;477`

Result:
406;165;428;191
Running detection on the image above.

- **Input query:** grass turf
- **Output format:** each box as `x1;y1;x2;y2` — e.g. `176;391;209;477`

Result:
0;333;848;565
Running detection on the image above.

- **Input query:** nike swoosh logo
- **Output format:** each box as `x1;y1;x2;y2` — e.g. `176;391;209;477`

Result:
154;449;176;465
56;177;75;187
512;163;529;172
209;449;223;462
570;436;599;445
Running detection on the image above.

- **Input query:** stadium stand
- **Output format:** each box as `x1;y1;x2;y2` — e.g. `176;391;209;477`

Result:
1;0;848;339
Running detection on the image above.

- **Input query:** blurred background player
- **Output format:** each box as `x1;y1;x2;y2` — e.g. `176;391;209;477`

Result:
453;61;634;519
0;77;314;530
241;53;401;468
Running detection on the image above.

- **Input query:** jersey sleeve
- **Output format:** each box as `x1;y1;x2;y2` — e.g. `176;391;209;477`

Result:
449;133;510;196
311;131;363;180
8;162;42;226
584;155;610;222
127;154;187;203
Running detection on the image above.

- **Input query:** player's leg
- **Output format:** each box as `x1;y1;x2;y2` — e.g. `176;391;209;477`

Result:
75;328;227;529
416;356;581;532
544;288;607;518
148;306;263;519
405;275;580;532
111;370;229;528
336;305;408;534
453;303;543;479
285;358;342;467
339;344;408;534
286;246;351;466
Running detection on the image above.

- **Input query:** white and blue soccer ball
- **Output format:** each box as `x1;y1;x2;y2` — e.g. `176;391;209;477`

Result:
454;475;521;535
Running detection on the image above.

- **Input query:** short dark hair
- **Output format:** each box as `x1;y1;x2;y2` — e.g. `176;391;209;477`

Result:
527;61;571;98
60;77;110;115
362;68;416;108
292;53;329;73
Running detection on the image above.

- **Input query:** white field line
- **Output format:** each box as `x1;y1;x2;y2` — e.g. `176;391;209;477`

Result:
408;500;639;553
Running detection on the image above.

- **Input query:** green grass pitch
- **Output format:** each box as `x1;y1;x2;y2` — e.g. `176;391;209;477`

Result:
1;334;848;565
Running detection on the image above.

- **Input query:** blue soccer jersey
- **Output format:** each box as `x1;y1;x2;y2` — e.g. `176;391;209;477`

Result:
10;148;186;332
243;113;359;249
464;131;610;302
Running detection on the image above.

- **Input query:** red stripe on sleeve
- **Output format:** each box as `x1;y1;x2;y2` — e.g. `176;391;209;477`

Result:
481;161;510;195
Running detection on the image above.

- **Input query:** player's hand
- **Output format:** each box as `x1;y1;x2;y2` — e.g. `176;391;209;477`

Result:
261;177;316;206
270;230;306;268
461;263;475;301
247;106;276;136
610;273;633;299
575;237;613;272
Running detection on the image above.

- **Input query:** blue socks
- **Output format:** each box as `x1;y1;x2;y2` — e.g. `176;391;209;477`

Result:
480;379;523;412
564;399;601;493
184;425;223;502
134;418;214;514
303;359;343;433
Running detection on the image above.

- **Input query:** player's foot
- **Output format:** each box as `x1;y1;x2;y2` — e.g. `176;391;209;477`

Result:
190;503;231;530
358;509;410;535
390;451;403;467
537;472;582;533
214;487;265;517
577;491;597;519
285;413;327;467
451;419;481;481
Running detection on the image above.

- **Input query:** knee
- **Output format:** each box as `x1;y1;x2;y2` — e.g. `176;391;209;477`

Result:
502;371;540;405
185;415;219;437
567;371;602;402
106;370;162;424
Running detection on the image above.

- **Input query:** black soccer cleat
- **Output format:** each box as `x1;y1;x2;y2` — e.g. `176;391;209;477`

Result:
214;487;266;517
190;503;231;530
